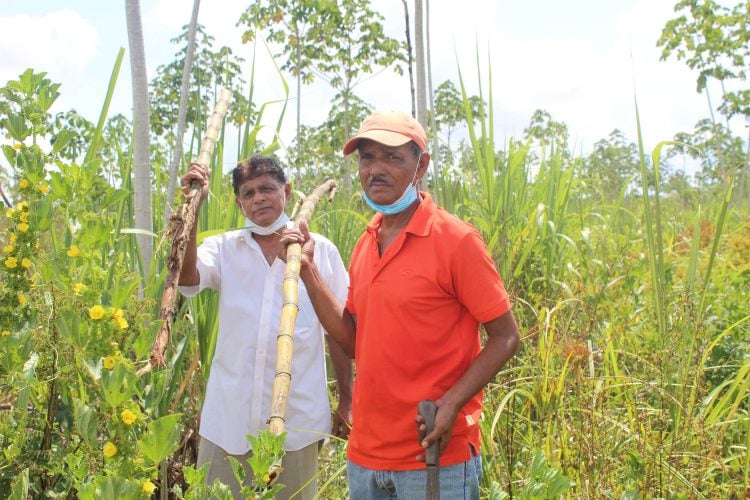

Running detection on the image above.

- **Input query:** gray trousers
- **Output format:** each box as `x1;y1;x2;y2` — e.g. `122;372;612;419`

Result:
197;437;321;499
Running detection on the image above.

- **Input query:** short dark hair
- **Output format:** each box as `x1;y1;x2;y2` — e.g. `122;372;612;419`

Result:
408;140;424;158
232;155;288;195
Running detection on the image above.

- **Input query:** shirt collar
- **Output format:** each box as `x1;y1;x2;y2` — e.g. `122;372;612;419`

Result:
365;191;436;238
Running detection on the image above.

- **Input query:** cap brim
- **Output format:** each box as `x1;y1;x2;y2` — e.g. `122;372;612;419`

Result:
342;130;412;155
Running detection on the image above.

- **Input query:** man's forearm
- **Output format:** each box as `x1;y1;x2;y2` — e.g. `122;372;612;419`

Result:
439;311;520;414
327;335;353;400
178;226;200;286
300;262;356;357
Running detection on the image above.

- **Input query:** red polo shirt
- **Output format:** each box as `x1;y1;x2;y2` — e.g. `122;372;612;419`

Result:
345;193;511;470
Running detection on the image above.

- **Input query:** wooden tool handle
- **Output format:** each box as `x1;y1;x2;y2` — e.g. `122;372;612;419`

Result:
418;399;439;466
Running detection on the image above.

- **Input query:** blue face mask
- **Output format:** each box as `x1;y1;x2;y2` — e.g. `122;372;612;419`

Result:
362;153;422;215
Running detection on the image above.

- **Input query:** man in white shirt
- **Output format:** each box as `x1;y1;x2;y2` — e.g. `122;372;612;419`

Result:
178;155;352;499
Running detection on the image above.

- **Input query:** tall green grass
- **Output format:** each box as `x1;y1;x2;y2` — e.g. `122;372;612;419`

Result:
435;54;750;497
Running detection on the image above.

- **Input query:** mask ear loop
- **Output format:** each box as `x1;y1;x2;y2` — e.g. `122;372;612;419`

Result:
410;152;424;196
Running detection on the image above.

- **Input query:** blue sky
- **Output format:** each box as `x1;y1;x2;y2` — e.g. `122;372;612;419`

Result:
1;0;745;171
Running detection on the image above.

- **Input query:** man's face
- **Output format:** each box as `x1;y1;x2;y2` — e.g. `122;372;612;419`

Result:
235;174;290;227
356;139;425;205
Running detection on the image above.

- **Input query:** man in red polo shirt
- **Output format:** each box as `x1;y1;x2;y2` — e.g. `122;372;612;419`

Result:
281;110;520;499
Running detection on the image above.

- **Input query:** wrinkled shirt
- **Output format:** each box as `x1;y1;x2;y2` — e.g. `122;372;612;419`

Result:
179;229;348;453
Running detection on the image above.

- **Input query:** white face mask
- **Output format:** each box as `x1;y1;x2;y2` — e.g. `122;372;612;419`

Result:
240;192;290;236
243;211;290;236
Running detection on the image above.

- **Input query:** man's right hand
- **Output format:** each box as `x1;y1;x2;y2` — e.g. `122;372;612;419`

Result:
181;162;210;205
278;220;316;267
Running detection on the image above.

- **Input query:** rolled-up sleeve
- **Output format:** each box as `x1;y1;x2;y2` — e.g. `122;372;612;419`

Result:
177;236;222;297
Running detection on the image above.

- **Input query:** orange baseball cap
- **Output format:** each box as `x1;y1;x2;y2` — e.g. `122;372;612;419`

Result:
342;110;427;155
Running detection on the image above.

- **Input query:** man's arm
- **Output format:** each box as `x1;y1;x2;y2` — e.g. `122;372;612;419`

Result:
327;335;353;438
178;163;210;286
417;310;520;455
299;253;358;358
281;221;358;357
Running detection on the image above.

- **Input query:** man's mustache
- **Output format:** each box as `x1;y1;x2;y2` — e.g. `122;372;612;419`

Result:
368;177;388;186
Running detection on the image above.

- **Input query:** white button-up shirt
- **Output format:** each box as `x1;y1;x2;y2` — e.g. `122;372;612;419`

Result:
178;229;348;453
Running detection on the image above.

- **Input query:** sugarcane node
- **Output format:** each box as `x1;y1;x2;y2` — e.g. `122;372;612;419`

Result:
274;371;292;378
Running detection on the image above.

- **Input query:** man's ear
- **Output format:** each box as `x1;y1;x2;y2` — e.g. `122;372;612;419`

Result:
284;183;292;205
416;152;431;181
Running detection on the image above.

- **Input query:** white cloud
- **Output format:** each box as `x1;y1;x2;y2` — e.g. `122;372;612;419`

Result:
0;10;98;85
2;0;742;167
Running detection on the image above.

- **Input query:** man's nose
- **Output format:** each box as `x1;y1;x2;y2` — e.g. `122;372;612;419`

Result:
366;158;387;175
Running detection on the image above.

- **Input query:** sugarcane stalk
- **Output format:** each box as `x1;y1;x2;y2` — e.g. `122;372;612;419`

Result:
267;179;338;435
137;88;232;377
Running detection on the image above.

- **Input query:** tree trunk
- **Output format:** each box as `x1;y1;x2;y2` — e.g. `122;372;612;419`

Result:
401;0;415;118
296;29;302;184
125;0;153;281
414;0;428;129
342;86;353;191
425;0;439;182
165;0;201;226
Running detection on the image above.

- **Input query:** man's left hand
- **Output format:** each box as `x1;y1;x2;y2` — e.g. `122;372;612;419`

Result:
331;400;352;439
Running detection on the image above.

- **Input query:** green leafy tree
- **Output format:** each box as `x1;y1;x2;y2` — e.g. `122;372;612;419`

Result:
238;0;339;173
523;109;570;165
431;80;485;165
582;129;640;198
667;118;745;188
292;93;371;186
658;0;750;118
150;24;251;139
314;0;406;140
48;110;94;161
239;0;406;172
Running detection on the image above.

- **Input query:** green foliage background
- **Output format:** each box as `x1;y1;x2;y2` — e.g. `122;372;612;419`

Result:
1;2;749;497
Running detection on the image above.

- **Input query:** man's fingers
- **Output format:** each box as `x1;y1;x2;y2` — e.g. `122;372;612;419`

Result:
299;219;312;239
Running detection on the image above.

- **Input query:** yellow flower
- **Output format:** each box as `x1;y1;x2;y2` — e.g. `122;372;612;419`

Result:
18;293;27;306
16;201;28;211
12;143;22;150
4;257;17;269
1;330;9;337
37;183;49;194
9;233;16;243
73;283;85;294
89;305;105;320
67;245;81;257
103;356;116;370
19;212;29;223
121;409;137;426
103;441;117;458
17;223;29;233
114;316;129;331
142;480;156;494
21;257;31;268
2;244;13;253
18;179;29;189
5;208;14;218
